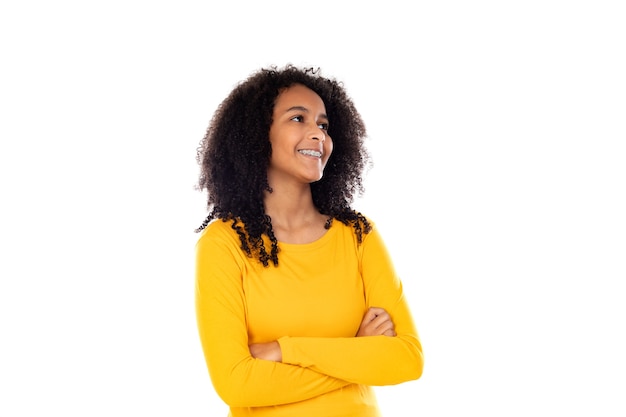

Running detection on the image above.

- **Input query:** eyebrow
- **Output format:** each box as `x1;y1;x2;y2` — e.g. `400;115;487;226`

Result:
285;106;328;120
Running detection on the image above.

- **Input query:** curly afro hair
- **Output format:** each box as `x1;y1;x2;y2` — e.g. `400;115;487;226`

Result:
195;64;372;266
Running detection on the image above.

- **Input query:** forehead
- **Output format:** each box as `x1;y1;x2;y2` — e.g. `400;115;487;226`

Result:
274;84;326;112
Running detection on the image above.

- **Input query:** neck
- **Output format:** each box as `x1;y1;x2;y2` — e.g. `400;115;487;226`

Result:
263;179;330;244
264;184;319;229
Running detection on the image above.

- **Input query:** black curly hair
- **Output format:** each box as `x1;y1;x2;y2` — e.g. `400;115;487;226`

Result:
195;64;372;267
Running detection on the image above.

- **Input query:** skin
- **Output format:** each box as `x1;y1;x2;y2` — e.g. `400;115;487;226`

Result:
249;84;396;362
264;83;333;245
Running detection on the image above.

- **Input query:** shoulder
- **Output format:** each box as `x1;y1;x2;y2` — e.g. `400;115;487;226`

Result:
196;218;244;251
331;213;379;244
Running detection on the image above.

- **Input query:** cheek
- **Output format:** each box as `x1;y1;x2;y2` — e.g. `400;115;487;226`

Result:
324;139;334;161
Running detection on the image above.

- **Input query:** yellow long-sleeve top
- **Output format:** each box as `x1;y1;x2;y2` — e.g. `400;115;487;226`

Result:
195;218;423;417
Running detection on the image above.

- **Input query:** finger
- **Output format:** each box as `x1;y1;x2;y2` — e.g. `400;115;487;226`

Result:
367;307;386;318
370;311;392;329
357;317;384;337
362;307;384;323
373;317;395;334
357;307;395;337
382;328;397;337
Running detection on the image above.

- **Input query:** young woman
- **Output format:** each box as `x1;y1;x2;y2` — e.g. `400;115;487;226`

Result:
194;65;423;416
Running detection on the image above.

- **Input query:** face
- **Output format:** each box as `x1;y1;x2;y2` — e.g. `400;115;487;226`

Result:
267;83;333;187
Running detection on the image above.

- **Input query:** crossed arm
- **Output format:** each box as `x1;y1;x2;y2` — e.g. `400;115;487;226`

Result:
195;228;423;408
249;306;397;361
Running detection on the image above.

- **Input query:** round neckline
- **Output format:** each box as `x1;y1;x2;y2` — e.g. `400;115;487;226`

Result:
277;223;335;252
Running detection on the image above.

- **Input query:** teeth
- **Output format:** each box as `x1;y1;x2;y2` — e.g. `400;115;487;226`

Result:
298;149;322;157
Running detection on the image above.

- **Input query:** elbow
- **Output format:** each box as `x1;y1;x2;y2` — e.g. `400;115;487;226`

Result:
408;349;424;381
372;339;424;386
211;378;240;407
212;371;264;408
213;381;252;408
210;363;269;408
395;339;424;383
406;338;424;381
390;350;423;384
208;367;249;407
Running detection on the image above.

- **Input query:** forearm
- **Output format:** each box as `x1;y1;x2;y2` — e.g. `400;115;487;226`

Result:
206;351;352;407
278;333;423;386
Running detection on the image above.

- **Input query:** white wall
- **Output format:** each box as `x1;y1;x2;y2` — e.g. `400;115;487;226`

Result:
1;1;624;415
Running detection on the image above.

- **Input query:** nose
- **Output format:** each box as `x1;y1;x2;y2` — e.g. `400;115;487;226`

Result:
311;126;326;143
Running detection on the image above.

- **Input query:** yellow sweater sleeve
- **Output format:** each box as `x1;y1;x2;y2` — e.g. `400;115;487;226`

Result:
277;227;424;385
195;229;351;408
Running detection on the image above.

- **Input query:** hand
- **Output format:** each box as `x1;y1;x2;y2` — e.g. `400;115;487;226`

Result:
249;341;282;362
356;307;396;337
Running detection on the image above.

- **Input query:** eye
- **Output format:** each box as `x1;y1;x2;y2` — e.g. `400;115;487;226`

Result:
290;115;304;122
318;122;329;131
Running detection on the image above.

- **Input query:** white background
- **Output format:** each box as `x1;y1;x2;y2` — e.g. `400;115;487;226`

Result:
1;1;625;416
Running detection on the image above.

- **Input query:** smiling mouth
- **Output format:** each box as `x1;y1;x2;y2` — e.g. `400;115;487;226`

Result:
298;149;322;158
